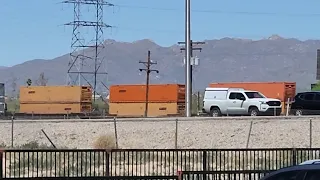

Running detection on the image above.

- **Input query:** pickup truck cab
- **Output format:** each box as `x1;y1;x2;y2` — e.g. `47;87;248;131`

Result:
202;88;282;117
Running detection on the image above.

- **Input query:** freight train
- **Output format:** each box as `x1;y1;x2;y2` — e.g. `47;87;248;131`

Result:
0;82;299;119
109;84;185;117
2;84;187;119
0;85;102;120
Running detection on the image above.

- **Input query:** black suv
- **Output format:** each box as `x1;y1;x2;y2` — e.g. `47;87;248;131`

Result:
291;92;320;116
261;164;320;180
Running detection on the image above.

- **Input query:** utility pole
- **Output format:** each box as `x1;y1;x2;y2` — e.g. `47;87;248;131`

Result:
178;40;205;84
178;40;205;115
139;51;159;117
185;0;192;117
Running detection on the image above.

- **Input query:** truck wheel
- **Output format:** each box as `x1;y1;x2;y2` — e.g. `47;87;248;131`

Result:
295;109;303;116
210;107;221;117
249;107;259;116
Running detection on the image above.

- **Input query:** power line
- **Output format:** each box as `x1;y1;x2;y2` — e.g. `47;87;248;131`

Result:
115;4;320;17
114;26;297;39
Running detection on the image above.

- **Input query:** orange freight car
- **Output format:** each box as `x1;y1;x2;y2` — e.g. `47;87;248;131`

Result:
209;82;296;102
109;84;185;103
20;102;92;114
109;102;185;117
20;86;92;103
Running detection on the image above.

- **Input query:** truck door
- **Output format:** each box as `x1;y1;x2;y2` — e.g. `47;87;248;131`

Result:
227;92;245;115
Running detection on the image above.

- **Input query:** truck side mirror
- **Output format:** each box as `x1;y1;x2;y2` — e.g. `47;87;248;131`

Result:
239;96;245;101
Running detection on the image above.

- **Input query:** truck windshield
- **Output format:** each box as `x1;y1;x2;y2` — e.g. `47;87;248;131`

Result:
245;92;265;98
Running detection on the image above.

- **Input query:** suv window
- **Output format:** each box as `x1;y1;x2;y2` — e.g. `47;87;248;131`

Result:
315;93;320;101
296;93;304;100
236;93;245;100
266;170;304;180
304;93;315;101
229;93;237;99
229;93;245;100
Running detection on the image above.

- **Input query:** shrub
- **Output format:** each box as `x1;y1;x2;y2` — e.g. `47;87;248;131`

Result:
93;134;116;149
0;142;6;148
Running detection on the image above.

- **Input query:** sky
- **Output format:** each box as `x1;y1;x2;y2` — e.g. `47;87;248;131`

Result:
1;0;320;67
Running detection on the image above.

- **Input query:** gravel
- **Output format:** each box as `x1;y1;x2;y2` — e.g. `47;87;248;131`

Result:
0;117;318;149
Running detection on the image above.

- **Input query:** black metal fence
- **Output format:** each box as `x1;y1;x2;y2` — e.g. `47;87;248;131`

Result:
4;176;179;180
1;148;320;179
181;170;273;180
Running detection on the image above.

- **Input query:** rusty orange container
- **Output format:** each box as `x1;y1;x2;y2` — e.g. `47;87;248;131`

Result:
209;82;296;102
19;102;92;114
109;102;185;117
20;86;92;103
109;84;185;103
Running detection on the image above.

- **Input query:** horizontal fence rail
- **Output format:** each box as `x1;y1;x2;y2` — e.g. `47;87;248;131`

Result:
1;148;320;178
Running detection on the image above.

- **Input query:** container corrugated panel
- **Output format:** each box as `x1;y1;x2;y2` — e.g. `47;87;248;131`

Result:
109;102;182;117
0;96;4;103
19;103;92;114
0;102;4;113
109;84;185;103
209;82;296;102
0;83;4;97
177;102;185;115
81;86;92;102
284;83;296;101
20;86;92;103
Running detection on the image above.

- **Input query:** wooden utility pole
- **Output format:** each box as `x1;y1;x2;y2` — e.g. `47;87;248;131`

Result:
139;51;159;117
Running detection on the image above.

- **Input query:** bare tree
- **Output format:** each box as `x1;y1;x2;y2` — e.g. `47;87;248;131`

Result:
35;72;48;86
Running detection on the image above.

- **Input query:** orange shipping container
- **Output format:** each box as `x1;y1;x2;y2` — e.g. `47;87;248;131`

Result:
20;103;92;114
209;82;296;102
109;102;185;117
109;84;185;103
20;86;92;103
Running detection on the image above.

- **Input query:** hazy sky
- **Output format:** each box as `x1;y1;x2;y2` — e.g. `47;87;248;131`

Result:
2;0;320;66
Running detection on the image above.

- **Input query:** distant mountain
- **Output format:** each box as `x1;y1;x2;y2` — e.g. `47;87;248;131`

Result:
0;35;318;95
0;66;7;70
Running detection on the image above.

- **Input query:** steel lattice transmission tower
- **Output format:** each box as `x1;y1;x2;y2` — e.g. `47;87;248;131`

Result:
63;0;113;101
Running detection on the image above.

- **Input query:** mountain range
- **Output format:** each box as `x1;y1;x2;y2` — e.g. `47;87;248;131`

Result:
0;34;318;95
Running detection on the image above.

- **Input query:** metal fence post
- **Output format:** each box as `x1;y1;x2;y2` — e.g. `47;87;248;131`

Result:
0;150;3;179
292;148;297;166
310;119;313;148
175;118;178;149
202;150;207;180
106;150;110;176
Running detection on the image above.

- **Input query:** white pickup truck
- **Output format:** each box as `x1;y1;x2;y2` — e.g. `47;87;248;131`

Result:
202;88;282;117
